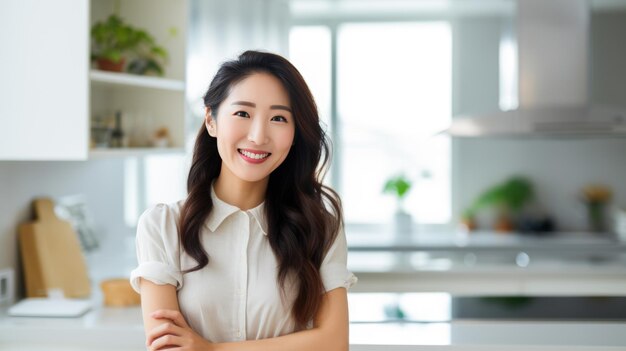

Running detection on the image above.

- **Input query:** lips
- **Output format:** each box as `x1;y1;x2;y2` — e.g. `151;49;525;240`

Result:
237;148;271;163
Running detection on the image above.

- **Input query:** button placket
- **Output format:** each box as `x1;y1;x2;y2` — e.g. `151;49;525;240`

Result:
236;211;250;340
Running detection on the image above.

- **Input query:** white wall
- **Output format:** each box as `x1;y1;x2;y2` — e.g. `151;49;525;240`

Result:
0;160;135;299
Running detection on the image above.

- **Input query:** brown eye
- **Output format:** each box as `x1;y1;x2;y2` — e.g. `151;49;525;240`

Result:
271;116;287;123
235;111;250;118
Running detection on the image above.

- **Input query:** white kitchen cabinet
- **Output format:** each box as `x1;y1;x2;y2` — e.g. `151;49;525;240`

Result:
0;0;89;160
0;0;187;160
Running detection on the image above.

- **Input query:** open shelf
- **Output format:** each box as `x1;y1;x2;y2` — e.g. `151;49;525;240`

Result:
89;147;186;158
90;70;185;91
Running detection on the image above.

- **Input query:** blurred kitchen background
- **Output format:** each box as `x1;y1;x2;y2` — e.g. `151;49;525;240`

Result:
2;0;626;348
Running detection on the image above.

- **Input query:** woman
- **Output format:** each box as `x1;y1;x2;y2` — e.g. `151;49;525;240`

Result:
130;50;357;351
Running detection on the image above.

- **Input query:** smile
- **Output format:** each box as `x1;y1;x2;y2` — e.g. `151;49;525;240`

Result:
238;149;271;162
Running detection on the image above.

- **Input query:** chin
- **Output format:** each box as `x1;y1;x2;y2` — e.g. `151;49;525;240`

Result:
233;170;272;183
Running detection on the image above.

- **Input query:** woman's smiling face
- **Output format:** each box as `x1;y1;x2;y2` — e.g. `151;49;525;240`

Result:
206;72;295;184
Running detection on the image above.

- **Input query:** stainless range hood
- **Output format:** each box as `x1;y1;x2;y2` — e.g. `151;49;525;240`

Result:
446;0;626;137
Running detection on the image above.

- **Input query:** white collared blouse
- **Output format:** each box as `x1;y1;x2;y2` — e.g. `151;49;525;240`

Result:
130;187;357;343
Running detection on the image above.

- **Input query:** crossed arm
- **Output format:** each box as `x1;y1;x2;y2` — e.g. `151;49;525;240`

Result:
139;278;350;351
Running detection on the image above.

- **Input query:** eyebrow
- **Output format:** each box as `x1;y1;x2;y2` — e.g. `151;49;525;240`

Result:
231;101;292;113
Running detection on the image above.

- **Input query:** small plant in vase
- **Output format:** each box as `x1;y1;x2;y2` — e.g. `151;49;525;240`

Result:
383;174;413;237
91;14;168;75
466;176;534;233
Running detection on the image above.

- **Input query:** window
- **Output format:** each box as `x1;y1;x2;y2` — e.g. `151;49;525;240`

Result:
290;22;452;226
289;26;332;131
124;155;187;227
289;26;334;185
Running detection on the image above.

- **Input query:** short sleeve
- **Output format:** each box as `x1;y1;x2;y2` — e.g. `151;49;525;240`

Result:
129;204;183;293
320;227;357;292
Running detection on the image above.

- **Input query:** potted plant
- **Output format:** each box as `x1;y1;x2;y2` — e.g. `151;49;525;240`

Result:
465;176;534;232
383;174;413;235
580;184;612;233
90;14;168;75
460;207;477;232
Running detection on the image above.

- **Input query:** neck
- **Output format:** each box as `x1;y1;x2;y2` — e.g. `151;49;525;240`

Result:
214;169;268;210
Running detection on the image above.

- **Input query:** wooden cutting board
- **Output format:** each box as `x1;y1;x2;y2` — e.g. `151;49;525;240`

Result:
18;198;91;298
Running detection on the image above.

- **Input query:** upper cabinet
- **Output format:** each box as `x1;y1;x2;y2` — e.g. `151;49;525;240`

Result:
0;0;188;160
0;0;89;160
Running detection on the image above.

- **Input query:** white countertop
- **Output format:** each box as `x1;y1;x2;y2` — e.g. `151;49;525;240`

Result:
1;304;625;350
345;230;626;295
346;229;626;252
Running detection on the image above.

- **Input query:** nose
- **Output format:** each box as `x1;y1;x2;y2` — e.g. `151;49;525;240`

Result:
247;116;269;145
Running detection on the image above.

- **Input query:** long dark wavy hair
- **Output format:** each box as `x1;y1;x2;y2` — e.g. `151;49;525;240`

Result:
178;50;342;329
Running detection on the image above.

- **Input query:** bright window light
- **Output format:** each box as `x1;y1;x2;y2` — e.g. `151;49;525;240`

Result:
499;35;518;111
123;154;187;228
289;26;332;131
144;154;187;208
337;22;452;224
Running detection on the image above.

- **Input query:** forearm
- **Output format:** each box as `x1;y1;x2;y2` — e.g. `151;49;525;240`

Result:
139;279;181;335
213;326;348;351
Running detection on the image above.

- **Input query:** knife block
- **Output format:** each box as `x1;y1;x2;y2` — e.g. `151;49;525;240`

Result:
18;198;91;298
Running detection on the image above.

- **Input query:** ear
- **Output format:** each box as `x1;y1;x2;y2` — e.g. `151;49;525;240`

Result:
205;107;217;137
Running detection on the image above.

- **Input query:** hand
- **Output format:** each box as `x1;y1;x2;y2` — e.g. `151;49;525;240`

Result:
147;309;214;351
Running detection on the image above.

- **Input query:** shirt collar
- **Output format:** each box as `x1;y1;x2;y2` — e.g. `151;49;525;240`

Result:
206;185;268;236
248;203;268;236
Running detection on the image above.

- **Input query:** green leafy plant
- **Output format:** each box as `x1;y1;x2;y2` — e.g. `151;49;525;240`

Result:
478;177;532;210
465;176;534;218
383;174;412;200
90;14;168;76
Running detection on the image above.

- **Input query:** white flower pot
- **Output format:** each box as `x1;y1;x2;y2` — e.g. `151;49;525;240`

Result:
393;210;412;234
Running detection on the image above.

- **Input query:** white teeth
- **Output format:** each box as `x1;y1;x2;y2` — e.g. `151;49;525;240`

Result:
239;149;269;159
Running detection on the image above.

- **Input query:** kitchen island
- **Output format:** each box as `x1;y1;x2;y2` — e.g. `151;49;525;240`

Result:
2;230;625;350
0;304;625;350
